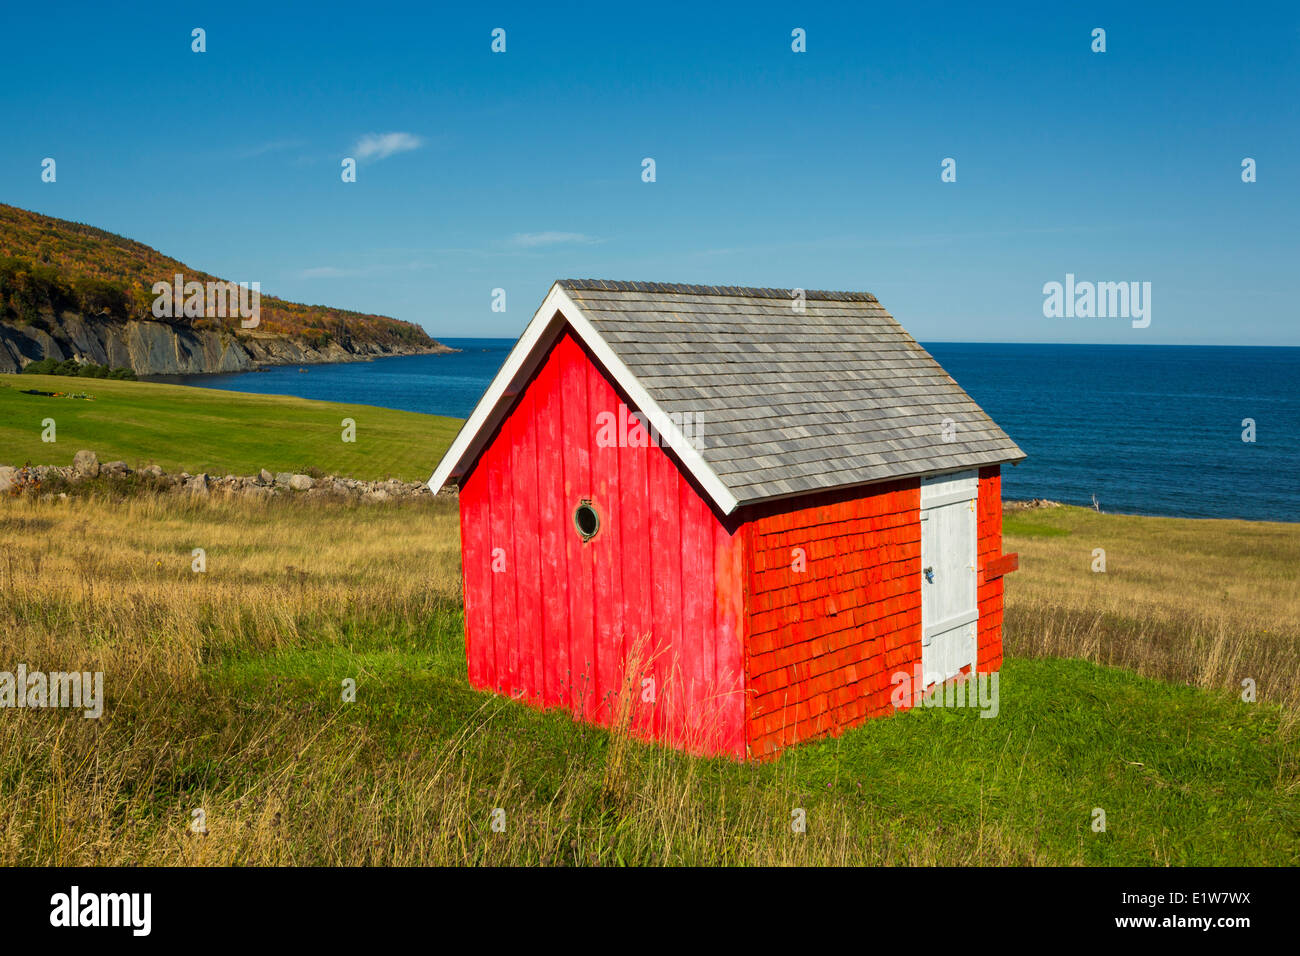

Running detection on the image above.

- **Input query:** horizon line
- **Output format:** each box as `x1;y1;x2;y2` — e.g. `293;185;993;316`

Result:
426;335;1300;349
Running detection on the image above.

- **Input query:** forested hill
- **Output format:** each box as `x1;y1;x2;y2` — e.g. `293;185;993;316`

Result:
0;203;447;359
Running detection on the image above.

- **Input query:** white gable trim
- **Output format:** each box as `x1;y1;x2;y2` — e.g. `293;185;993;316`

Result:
428;284;741;515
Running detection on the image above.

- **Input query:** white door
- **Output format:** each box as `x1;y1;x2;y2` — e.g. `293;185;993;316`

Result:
920;471;979;687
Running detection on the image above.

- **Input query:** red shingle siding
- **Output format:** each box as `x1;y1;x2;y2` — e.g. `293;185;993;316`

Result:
741;480;922;758
976;466;1004;673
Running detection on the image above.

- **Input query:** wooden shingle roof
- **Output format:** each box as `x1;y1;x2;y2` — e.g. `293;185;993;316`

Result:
429;280;1025;513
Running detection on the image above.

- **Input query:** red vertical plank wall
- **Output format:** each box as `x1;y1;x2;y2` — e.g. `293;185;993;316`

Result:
976;465;1004;673
533;349;569;707
740;480;922;759
457;328;746;758
459;467;490;691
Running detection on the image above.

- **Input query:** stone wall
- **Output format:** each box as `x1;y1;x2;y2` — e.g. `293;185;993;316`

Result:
0;450;450;503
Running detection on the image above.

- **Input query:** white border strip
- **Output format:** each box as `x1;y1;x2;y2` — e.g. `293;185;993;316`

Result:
428;284;741;515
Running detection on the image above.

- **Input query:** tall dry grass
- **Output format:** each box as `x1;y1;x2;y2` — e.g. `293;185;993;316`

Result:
1;492;1035;865
1003;506;1300;725
0;494;1294;865
0;492;462;677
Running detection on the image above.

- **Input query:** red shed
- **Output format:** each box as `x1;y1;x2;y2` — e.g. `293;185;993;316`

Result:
429;281;1024;759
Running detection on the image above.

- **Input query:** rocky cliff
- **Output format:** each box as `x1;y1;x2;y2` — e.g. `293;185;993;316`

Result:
0;313;452;376
0;202;456;375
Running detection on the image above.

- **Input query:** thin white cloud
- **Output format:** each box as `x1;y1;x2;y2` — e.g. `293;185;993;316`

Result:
234;139;305;159
353;132;424;162
505;231;603;248
292;232;605;280
291;261;438;280
295;266;355;279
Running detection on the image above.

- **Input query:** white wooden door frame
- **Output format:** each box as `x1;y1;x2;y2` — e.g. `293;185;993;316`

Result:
919;470;979;687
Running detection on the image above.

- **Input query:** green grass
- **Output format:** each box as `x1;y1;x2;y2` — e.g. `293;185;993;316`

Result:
801;659;1293;865
1004;513;1073;537
185;615;1299;865
0;373;460;482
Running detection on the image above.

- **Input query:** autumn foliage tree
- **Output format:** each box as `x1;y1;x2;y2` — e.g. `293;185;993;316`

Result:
0;203;438;349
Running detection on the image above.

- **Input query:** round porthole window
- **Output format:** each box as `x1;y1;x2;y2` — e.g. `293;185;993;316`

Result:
573;500;600;541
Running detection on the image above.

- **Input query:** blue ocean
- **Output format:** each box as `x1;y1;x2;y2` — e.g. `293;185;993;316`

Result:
163;340;1300;522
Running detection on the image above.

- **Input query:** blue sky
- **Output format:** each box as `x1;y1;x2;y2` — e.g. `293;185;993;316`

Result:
3;1;1296;344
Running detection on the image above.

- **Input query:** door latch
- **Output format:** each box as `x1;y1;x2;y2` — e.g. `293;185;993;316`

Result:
924;566;934;584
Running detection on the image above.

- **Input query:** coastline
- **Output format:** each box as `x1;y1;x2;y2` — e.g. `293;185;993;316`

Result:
138;340;460;383
0;313;459;378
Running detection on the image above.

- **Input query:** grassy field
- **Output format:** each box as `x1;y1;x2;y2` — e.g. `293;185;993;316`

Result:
0;492;1295;865
0;373;459;483
1003;506;1300;724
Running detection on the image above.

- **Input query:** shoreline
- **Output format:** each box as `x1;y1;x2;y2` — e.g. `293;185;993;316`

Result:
138;341;460;384
1004;498;1299;525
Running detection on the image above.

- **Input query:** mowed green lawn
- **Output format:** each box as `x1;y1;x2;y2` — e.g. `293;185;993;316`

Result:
0;373;462;482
